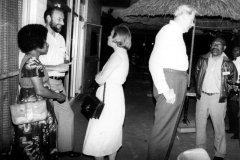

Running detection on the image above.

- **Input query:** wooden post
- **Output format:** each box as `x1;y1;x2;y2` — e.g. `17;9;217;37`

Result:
188;23;196;87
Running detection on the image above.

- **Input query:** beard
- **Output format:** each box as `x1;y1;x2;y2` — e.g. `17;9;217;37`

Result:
50;21;62;33
211;48;222;56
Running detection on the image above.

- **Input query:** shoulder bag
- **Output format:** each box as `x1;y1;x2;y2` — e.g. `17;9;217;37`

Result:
80;83;106;119
10;99;48;125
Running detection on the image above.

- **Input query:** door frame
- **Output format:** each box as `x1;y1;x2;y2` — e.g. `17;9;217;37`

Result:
81;22;102;93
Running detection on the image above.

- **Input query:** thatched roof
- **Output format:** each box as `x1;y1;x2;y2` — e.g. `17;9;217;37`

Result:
120;16;240;31
116;0;240;30
120;0;240;19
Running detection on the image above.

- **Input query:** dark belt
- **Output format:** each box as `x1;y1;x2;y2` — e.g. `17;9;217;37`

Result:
202;91;219;96
163;68;186;74
49;76;64;80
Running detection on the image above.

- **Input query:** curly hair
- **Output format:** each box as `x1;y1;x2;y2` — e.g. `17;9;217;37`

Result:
18;24;48;53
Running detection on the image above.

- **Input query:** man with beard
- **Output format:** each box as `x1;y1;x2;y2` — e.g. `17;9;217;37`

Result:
195;37;238;160
39;6;79;158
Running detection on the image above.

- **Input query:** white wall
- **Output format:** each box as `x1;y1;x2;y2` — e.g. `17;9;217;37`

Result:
22;0;47;25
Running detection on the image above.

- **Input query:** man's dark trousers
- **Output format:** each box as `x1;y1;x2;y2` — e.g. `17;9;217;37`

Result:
227;93;239;137
148;69;188;160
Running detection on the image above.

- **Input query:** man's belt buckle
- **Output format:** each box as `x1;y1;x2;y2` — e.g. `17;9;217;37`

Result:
49;76;63;80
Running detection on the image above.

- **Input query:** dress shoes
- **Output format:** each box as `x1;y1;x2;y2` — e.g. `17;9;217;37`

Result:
231;135;239;139
68;151;81;158
58;151;81;158
212;156;224;160
225;129;233;133
49;152;59;160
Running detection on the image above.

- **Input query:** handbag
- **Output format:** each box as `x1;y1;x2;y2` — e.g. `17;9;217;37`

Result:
10;100;48;125
80;83;106;119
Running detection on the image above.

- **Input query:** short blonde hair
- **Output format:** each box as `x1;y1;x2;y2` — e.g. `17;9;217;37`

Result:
112;24;132;50
174;4;197;17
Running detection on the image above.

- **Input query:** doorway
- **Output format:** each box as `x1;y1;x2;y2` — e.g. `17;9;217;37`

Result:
82;23;102;93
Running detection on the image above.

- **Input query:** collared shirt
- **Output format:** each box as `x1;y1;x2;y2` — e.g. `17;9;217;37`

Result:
202;53;224;93
39;32;66;77
149;20;188;94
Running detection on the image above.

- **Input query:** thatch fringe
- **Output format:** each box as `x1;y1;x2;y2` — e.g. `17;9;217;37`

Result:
119;0;240;20
122;16;240;30
115;0;240;30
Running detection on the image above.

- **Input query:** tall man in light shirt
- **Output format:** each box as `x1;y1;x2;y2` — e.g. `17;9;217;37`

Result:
39;6;78;158
195;37;237;160
148;4;197;160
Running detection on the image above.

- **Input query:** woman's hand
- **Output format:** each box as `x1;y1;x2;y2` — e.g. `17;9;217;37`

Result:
43;82;51;89
95;72;102;85
56;93;66;104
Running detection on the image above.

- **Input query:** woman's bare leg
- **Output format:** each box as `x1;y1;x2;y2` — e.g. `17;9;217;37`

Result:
95;156;104;160
109;152;117;160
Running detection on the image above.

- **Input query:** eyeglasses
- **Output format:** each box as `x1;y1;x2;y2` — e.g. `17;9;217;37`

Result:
211;42;222;46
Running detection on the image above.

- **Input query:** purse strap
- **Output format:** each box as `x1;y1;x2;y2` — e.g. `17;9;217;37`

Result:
102;83;106;103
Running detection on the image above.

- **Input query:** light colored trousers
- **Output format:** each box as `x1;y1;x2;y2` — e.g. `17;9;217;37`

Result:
49;78;74;152
196;93;226;158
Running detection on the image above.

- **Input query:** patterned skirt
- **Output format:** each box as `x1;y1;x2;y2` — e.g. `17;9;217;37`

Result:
11;88;58;160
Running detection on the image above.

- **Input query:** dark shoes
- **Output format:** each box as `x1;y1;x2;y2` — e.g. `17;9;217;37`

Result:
68;151;81;158
213;156;224;160
58;151;81;158
49;152;59;160
225;129;233;133
226;129;239;139
231;135;239;139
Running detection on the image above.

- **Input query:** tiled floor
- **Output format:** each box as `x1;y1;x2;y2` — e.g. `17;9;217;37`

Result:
65;65;240;160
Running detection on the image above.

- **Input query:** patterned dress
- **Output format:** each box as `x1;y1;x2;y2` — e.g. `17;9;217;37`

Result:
11;56;57;160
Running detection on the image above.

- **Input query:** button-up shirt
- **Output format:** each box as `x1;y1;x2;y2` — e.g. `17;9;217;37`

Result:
202;53;224;93
149;20;188;94
39;32;66;77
